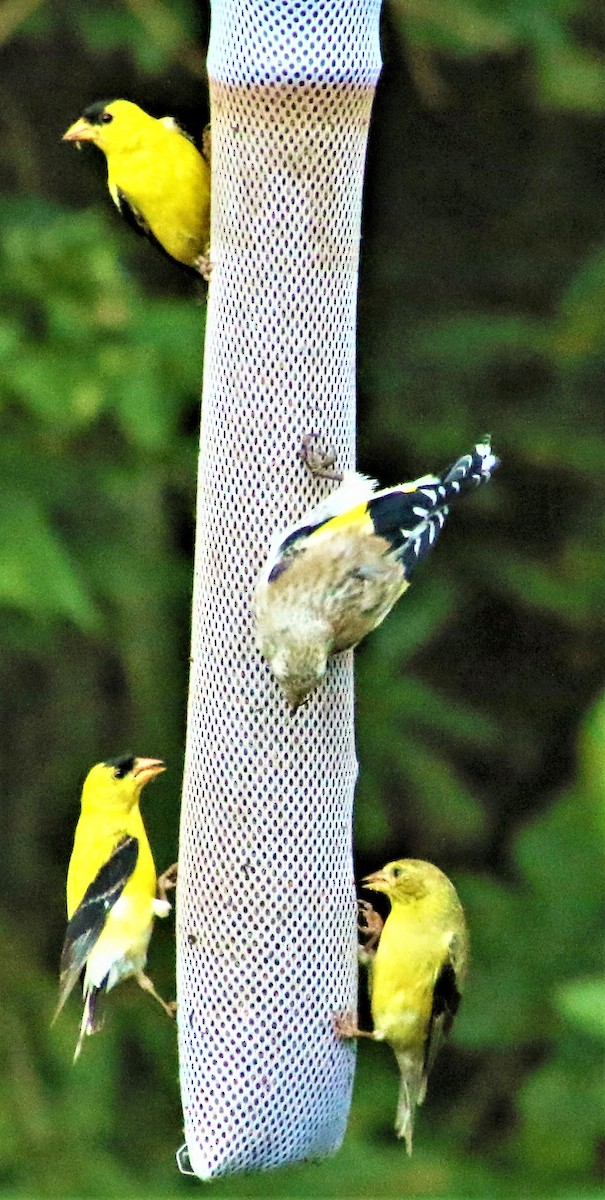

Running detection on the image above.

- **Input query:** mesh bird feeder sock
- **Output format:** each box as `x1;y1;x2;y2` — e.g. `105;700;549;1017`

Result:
176;0;382;1178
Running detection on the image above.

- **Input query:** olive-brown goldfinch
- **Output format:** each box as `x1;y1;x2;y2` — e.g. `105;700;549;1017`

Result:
255;439;498;709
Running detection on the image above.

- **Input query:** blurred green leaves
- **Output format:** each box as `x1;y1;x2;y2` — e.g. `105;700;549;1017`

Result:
355;574;498;855
15;0;206;79
1;0;605;1196
387;0;605;112
1;201;202;443
558;976;605;1039
0;491;98;630
457;720;604;1051
0;199;202;641
0;196;200;1197
455;698;605;1185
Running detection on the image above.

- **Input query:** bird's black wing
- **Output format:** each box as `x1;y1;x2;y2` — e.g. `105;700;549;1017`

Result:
53;834;138;1021
368;441;498;579
367;486;451;579
423;957;463;1082
112;189;202;279
267;522;323;582
114;189;153;242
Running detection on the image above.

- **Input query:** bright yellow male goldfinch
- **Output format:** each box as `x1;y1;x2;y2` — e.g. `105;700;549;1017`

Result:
62;100;211;277
336;858;469;1154
255;439;499;709
54;754;175;1061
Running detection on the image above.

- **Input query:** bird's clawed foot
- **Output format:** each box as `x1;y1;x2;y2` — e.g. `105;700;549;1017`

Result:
299;433;343;482
333;1011;375;1040
136;972;177;1019
157;862;178;904
358;899;384;953
333;1011;359;1039
194;251;212;281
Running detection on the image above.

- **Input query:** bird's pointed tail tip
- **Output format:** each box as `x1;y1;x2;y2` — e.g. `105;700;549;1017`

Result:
395;1117;414;1155
475;434;500;475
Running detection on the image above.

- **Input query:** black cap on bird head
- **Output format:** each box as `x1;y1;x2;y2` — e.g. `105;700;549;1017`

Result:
62;101;119;144
103;753;166;786
82;100;115;125
103;753;136;779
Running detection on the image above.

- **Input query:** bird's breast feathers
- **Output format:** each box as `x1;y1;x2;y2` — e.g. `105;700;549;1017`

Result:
105;134;209;264
257;529;407;653
84;889;156;991
370;923;457;1045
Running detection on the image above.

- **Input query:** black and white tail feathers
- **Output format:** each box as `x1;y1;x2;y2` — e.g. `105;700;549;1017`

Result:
369;437;499;580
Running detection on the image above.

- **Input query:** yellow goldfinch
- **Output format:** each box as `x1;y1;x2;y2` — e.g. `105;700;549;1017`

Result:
62;100;211;277
54;754;175;1061
336;858;469;1153
255;438;499;709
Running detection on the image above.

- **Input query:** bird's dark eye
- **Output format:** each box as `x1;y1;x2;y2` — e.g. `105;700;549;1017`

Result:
101;112;113;124
104;753;135;779
391;866;402;879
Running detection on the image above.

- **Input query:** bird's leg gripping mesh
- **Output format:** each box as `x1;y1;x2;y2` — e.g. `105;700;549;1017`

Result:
176;0;382;1178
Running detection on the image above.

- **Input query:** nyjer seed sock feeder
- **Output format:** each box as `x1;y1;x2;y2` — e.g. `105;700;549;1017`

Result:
176;0;382;1178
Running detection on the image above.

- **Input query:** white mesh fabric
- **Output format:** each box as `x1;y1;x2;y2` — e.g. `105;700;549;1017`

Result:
176;0;382;1179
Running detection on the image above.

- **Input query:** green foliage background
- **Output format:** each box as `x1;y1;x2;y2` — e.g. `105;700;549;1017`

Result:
0;1;603;1197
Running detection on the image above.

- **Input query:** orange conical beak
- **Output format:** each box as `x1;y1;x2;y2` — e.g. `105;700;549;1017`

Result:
361;869;390;892
132;757;166;786
62;118;96;143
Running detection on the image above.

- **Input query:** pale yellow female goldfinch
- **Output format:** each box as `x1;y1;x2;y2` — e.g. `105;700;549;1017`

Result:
62;100;211;276
54;754;175;1061
255;439;499;709
336;858;469;1153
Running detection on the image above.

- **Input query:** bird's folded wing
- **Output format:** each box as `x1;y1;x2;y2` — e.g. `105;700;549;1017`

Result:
363;486;449;570
110;185;204;278
158;115;195;144
264;472;377;573
422;956;463;1085
54;834;139;1020
111;185;152;239
366;441;497;566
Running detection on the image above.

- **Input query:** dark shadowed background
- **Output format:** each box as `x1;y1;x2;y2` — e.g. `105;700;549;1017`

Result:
0;2;603;1197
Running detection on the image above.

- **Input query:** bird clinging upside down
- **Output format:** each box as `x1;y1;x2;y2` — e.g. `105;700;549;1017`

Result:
336;858;469;1153
255;438;499;709
62;100;211;277
54;754;176;1061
